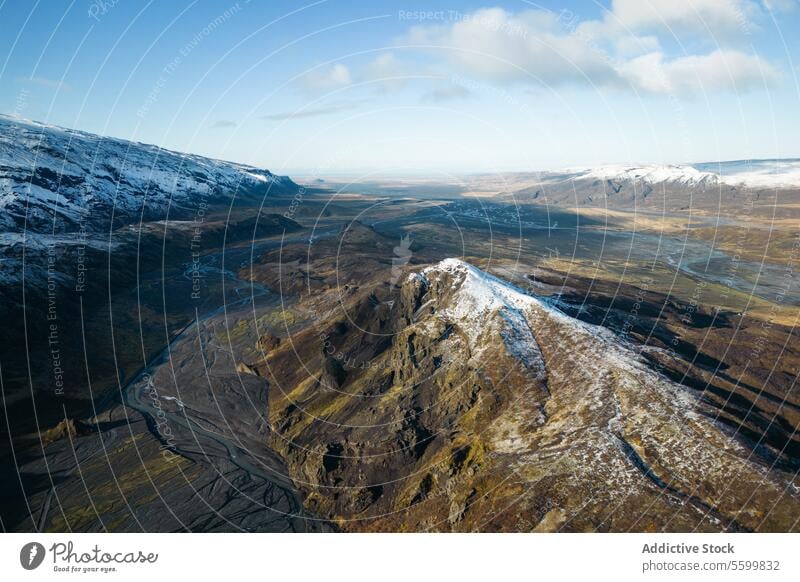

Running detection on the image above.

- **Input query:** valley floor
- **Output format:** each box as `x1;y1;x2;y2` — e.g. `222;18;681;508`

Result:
3;181;800;532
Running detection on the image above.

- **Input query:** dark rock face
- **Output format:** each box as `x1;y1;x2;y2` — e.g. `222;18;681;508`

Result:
257;332;281;354
255;258;800;532
257;265;528;527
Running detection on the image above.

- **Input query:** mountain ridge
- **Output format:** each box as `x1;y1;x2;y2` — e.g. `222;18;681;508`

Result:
252;253;800;531
0;114;298;233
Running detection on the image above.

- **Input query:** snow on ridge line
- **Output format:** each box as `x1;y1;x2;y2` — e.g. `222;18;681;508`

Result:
0;115;297;232
565;161;800;189
0;114;285;181
416;258;701;414
574;164;718;186
418;258;606;336
420;257;548;316
711;160;800;189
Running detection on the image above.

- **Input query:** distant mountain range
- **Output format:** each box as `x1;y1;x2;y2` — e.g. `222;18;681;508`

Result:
563;159;800;189
2;115;797;238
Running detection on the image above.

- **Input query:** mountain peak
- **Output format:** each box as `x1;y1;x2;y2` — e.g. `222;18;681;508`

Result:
421;257;541;317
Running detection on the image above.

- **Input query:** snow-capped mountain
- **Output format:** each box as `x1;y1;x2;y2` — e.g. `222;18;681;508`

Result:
571;164;720;188
0;115;297;233
564;159;800;190
693;158;800;189
261;255;800;531
503;158;800;208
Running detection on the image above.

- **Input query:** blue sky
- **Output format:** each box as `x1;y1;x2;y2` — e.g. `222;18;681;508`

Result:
1;0;799;175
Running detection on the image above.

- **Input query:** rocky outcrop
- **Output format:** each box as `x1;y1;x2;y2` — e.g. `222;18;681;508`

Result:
236;362;260;376
256;259;800;532
257;331;281;354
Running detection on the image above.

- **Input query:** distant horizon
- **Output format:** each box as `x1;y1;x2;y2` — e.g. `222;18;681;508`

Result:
5;111;799;181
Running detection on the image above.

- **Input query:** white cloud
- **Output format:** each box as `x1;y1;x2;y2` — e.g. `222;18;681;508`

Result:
403;8;619;87
210;120;237;129
618;52;672;93
295;63;352;94
609;0;761;38
18;76;72;91
399;7;781;96
614;34;661;57
358;53;411;90
619;49;781;94
261;101;365;121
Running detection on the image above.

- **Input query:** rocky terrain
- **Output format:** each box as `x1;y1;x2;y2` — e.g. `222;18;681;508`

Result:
249;243;800;531
0;115;305;429
2;118;799;532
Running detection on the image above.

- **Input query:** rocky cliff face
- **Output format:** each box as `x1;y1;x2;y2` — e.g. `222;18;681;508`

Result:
256;258;800;531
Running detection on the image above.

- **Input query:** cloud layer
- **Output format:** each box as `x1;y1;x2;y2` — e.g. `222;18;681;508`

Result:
295;63;352;93
397;4;781;96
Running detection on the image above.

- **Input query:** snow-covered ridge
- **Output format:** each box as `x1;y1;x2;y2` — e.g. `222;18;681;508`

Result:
419;258;618;342
574;164;718;187
417;258;697;406
417;258;549;380
694;158;800;189
0;115;297;233
421;257;548;320
418;258;634;353
565;159;800;189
